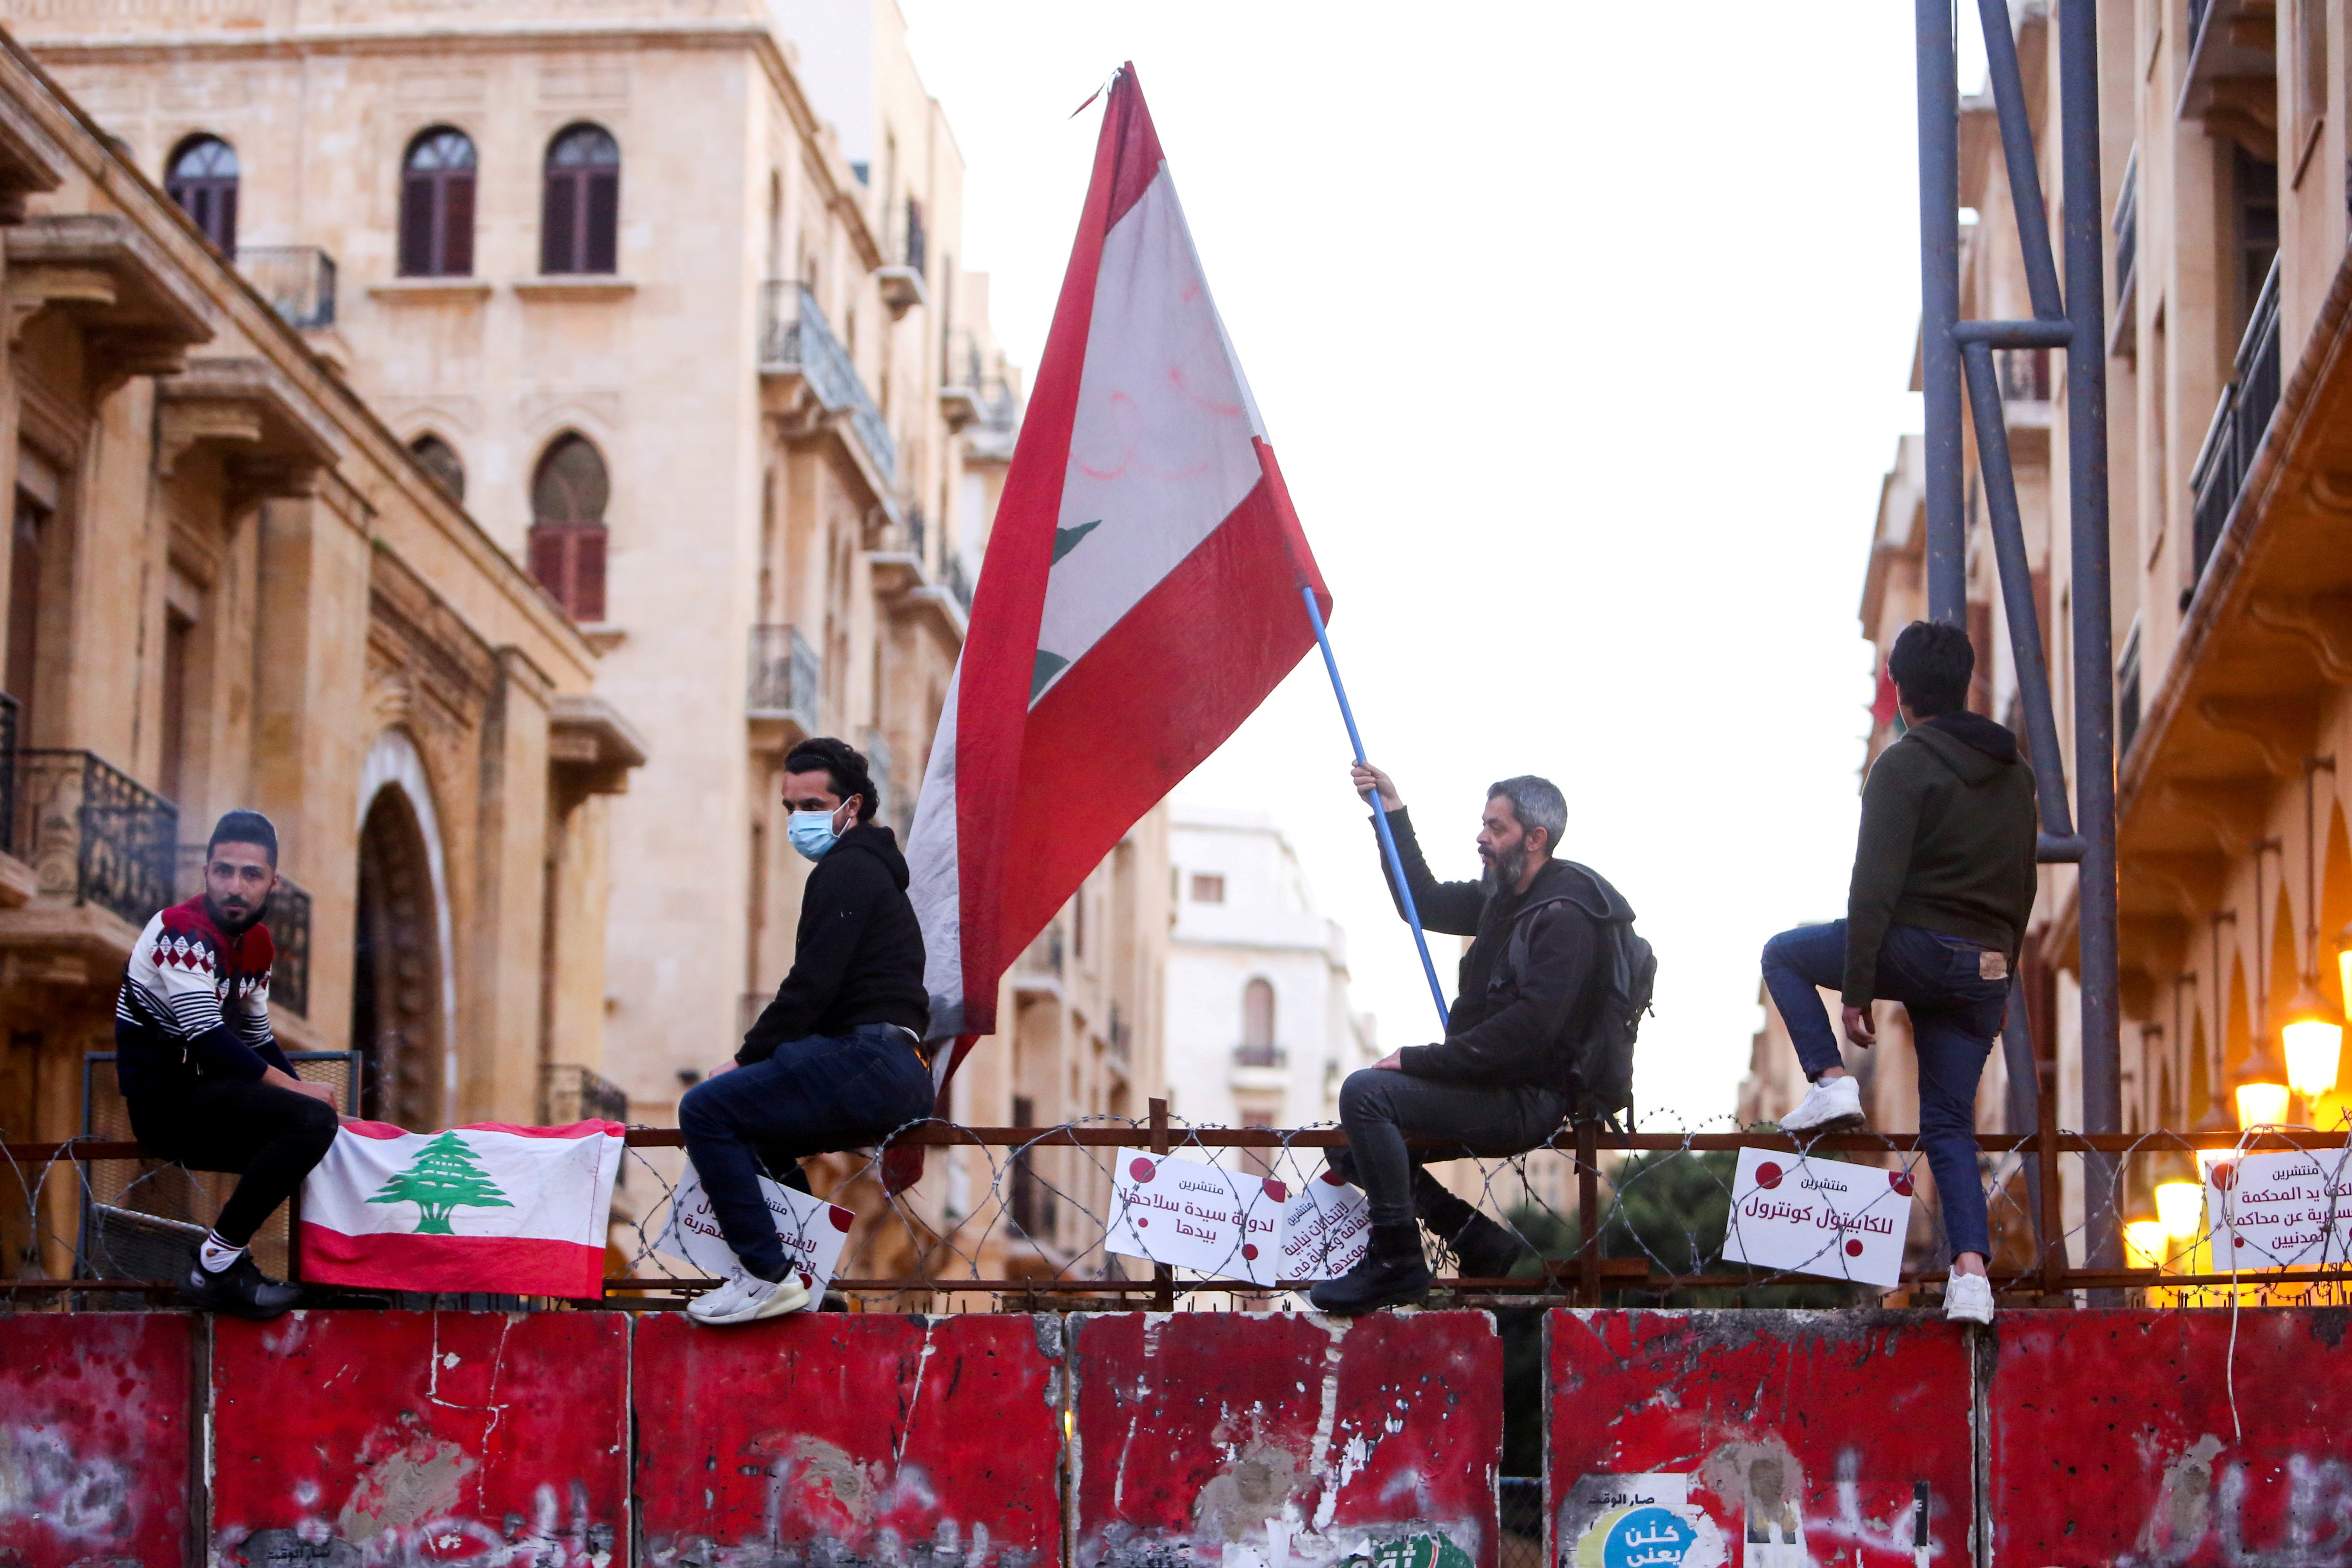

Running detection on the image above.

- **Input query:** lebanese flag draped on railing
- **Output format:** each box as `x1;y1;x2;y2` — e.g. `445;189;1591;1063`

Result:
902;65;1328;1149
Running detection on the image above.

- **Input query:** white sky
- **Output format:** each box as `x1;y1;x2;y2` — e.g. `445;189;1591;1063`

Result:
900;1;1993;1129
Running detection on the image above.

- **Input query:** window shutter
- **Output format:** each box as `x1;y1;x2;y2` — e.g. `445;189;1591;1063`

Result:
529;524;569;609
542;173;578;274
574;526;606;621
399;173;434;276
218;184;238;255
442;173;476;276
584;170;619;275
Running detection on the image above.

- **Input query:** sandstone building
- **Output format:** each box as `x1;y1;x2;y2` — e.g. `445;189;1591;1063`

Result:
0;27;640;1279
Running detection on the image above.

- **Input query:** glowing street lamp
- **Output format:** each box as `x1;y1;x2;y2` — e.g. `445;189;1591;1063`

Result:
2281;980;2344;1099
2151;1148;2204;1238
2125;1219;2169;1271
2237;1035;2291;1130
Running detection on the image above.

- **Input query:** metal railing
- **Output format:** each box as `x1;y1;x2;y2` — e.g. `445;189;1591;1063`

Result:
236;245;337;330
172;846;312;1016
1232;1043;1287;1070
15;751;177;930
747;624;821;723
541;1062;630;1127
1995;347;2051;403
863;727;894;823
0;692;17;859
1017;928;1064;978
2189;256;2284;586
758;281;898;485
943;552;975;612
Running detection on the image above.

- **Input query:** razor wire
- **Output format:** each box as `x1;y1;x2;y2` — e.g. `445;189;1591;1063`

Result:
11;1110;2352;1310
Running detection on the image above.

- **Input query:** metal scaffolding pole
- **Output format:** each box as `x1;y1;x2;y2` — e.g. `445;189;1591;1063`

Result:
1915;0;1967;625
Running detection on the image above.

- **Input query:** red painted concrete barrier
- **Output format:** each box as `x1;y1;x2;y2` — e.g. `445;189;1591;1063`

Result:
209;1310;629;1567
1547;1310;1973;1567
1067;1310;1503;1568
0;1312;195;1568
1985;1308;2352;1564
632;1312;1065;1568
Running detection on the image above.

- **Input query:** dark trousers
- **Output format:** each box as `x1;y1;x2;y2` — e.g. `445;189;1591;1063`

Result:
1333;1066;1569;1232
126;1077;340;1249
676;1025;934;1280
1758;919;2009;1261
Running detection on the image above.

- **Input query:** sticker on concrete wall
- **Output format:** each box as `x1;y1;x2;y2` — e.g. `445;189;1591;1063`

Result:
1719;1146;1910;1288
2204;1146;2352;1269
1734;1452;1808;1568
1107;1150;1369;1285
652;1162;852;1307
1566;1480;1724;1568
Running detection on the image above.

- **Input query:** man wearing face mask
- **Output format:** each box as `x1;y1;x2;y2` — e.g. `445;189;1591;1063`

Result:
677;736;932;1325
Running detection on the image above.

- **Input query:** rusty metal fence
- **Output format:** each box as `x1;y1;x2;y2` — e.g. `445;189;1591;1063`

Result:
8;1098;2351;1310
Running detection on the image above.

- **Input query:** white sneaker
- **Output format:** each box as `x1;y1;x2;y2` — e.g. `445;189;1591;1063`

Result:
1944;1273;1995;1325
687;1271;810;1326
1780;1074;1865;1135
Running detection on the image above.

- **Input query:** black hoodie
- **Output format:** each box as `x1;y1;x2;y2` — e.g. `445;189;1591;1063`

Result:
737;821;930;1063
1843;710;2040;1005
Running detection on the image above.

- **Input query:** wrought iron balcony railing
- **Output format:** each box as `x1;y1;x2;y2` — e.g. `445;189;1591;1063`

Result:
0;693;18;859
1232;1043;1288;1070
758;281;898;485
1995;347;2051;403
747;624;821;724
541;1061;631;1127
173;844;311;1016
2189;256;2283;587
17;751;177;931
943;552;975;613
236;246;337;330
2112;146;2139;306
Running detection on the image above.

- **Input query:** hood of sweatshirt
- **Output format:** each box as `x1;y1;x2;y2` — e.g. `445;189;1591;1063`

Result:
837;821;912;890
1909;711;2019;783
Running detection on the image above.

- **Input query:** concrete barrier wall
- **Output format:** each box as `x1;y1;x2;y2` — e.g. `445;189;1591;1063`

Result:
7;1307;2349;1567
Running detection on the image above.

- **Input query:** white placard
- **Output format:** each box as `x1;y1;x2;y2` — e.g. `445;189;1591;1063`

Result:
1107;1150;1372;1285
2206;1147;2352;1270
652;1162;853;1309
1719;1146;1912;1288
1276;1168;1373;1280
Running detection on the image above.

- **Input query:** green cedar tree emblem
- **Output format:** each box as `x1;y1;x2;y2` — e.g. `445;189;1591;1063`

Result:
366;1131;515;1234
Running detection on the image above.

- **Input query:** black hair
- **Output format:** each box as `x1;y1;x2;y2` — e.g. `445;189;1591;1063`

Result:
783;737;879;824
1887;620;1974;719
207;809;280;866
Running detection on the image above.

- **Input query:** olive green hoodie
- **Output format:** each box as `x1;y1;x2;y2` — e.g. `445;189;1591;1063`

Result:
1843;711;2040;1005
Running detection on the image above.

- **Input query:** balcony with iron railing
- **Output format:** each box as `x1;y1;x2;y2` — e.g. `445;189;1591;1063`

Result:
173;845;312;1016
877;199;928;317
2189;257;2283;590
2112;146;2139;311
15;751;178;933
759;281;897;486
747;624;822;748
1231;1043;1288;1071
541;1061;631;1127
236;246;337;331
1014;927;1065;992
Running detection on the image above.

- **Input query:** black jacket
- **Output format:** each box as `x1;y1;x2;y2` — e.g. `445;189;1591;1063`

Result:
738;822;930;1063
1373;808;1630;1091
1844;711;2039;1005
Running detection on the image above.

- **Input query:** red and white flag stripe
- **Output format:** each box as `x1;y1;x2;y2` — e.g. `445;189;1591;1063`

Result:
906;65;1329;1094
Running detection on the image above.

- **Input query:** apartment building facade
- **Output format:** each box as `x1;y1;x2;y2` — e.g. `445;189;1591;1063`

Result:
12;0;1170;1281
0;27;637;1277
1847;0;2352;1260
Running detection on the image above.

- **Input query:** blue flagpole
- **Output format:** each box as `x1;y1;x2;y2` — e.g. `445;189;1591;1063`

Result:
1301;585;1450;1032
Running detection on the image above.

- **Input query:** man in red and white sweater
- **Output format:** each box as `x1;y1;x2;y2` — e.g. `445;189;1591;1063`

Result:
115;809;338;1318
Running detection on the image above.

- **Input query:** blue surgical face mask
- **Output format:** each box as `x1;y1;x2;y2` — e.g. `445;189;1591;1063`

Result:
787;804;847;862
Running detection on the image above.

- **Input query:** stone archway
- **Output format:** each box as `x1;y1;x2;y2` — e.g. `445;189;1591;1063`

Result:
351;731;456;1129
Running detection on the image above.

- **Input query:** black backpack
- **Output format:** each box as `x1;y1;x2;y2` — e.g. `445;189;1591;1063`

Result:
1505;860;1654;1128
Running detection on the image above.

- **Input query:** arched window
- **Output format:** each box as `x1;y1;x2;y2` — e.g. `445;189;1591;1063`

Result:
541;123;620;276
1240;977;1277;1066
528;433;609;621
408;433;464;502
166;134;238;253
399;127;476;278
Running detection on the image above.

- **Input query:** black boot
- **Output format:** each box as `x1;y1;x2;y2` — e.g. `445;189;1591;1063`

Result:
1444;1211;1529;1281
179;1253;303;1320
1308;1223;1432;1316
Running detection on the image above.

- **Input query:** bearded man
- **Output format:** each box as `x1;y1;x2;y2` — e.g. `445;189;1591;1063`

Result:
115;809;340;1319
1310;766;1632;1315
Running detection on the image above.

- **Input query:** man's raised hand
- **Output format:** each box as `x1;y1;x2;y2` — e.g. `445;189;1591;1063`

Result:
1351;761;1402;812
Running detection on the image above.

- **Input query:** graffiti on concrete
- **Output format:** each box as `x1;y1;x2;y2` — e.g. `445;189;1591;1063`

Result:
2120;1440;2352;1567
0;1425;134;1545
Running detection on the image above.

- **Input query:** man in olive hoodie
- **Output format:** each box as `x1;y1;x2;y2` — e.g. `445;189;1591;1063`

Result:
1760;620;2037;1324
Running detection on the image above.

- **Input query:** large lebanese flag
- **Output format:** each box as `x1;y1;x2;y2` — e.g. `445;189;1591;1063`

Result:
299;1120;624;1299
905;65;1328;1089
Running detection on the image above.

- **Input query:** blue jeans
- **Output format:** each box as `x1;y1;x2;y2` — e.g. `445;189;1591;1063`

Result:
1758;920;2009;1261
677;1025;935;1280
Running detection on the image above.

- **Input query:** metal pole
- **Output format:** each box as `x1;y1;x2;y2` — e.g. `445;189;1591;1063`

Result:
2059;0;2123;1278
1301;586;1450;1032
1917;0;1967;623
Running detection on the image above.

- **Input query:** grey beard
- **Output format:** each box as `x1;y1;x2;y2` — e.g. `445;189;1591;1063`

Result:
1481;846;1529;896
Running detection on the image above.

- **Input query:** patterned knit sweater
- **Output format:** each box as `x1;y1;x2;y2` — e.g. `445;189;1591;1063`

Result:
114;895;293;1098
